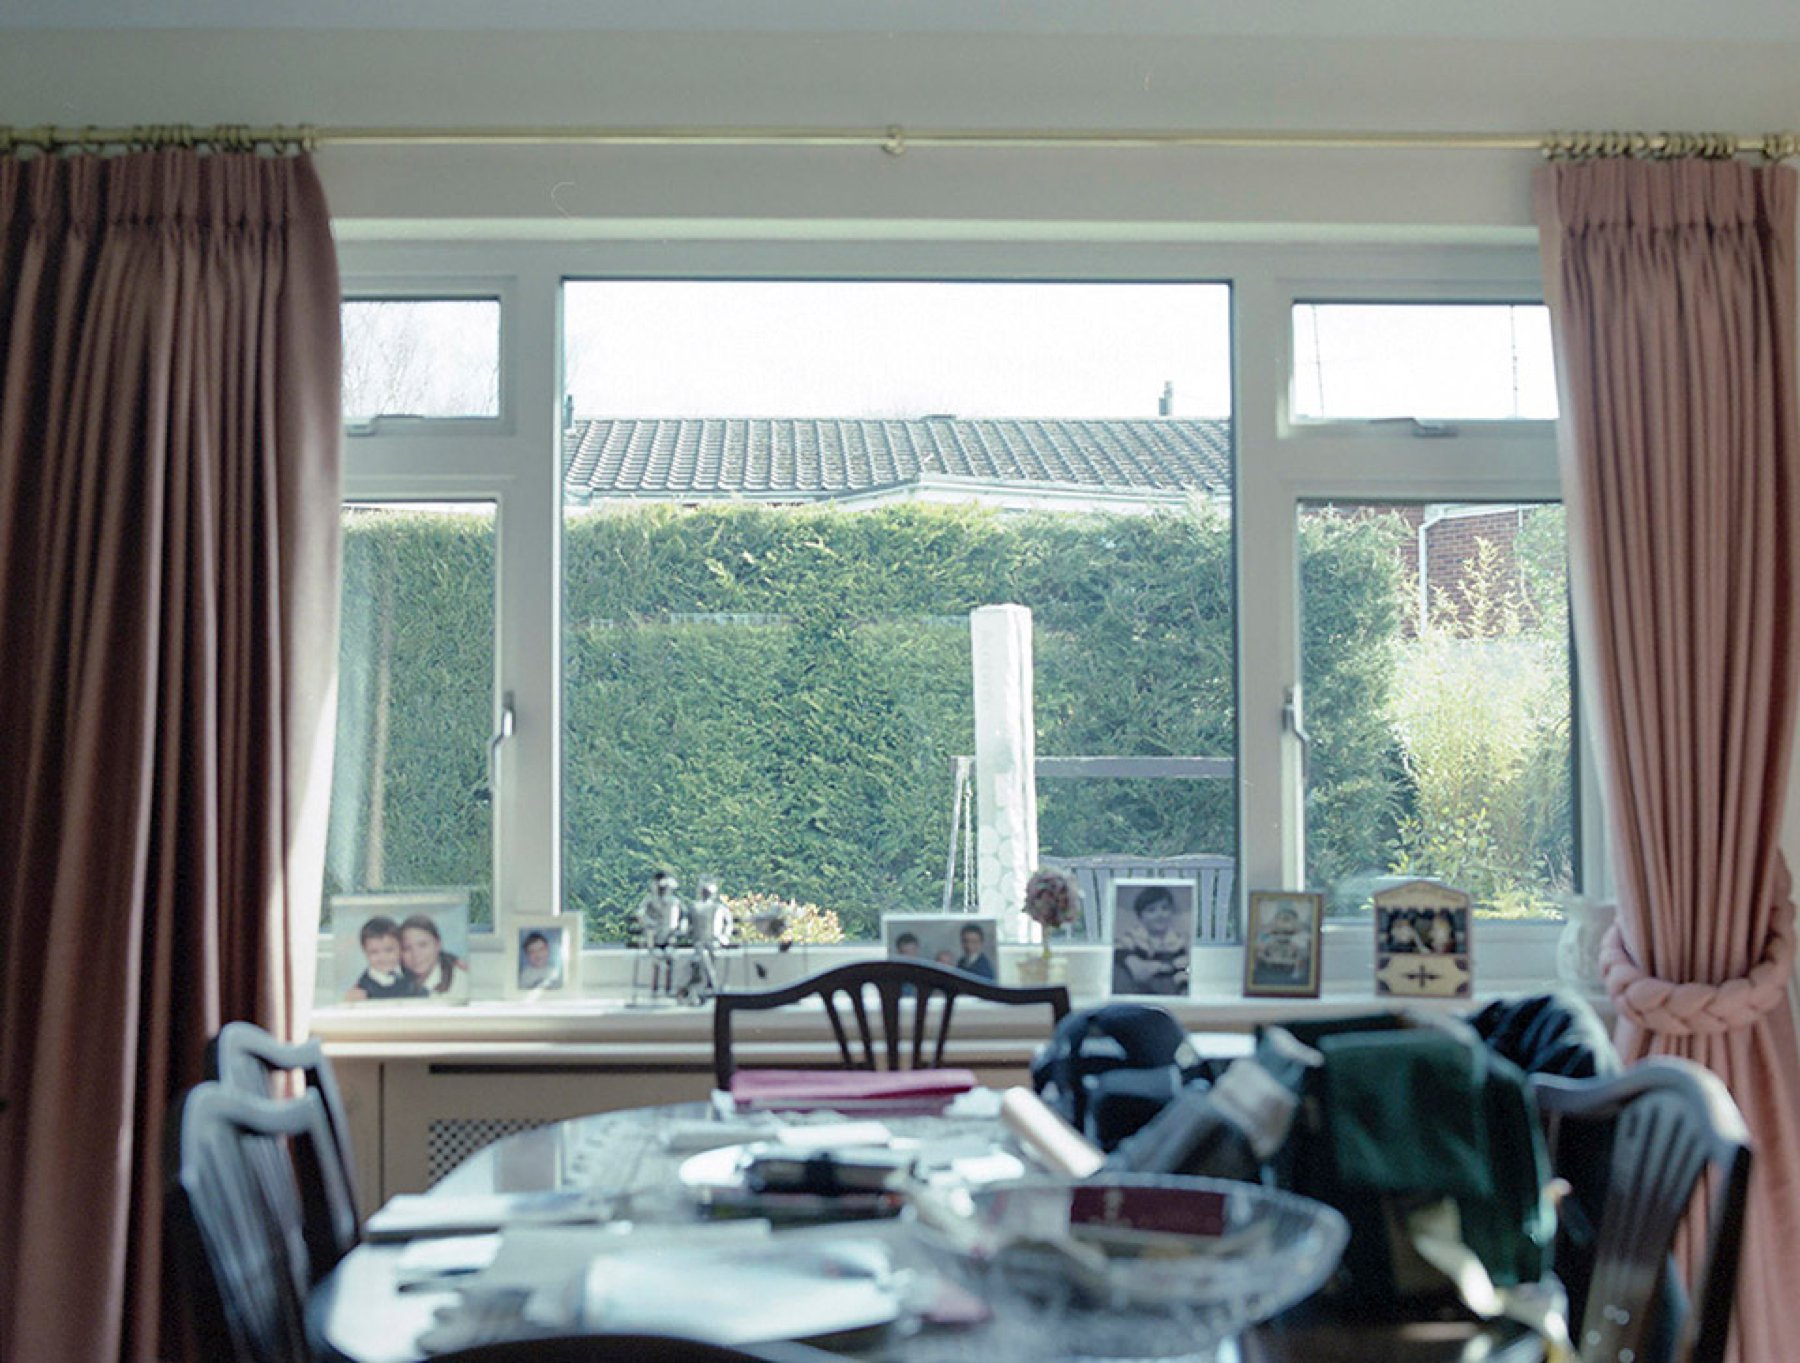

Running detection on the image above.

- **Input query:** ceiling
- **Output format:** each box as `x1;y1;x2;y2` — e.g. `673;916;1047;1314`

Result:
7;0;1800;42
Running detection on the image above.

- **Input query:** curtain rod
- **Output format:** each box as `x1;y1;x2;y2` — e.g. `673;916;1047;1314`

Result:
2;123;1795;161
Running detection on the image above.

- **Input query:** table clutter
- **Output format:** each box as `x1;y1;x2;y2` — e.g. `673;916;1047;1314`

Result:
318;1083;1353;1362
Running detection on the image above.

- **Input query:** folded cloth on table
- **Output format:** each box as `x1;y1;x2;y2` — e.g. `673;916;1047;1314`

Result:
728;1068;979;1112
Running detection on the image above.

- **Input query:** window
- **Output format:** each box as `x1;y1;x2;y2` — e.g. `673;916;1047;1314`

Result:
1291;303;1556;421
324;500;498;928
560;280;1235;945
341;298;501;424
324;239;1593;1005
1298;500;1573;920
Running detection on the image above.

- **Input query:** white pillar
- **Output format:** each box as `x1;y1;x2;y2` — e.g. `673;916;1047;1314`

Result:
970;604;1038;941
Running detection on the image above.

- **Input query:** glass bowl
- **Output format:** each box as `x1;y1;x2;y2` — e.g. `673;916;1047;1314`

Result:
921;1174;1349;1359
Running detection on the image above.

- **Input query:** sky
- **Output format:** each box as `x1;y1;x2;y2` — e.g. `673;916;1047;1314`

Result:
341;281;1558;425
562;280;1235;420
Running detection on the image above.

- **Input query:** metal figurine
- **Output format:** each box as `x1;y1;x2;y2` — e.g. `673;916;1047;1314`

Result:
632;870;683;1002
675;876;728;1005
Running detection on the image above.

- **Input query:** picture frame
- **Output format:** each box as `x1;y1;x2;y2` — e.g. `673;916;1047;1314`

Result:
1243;890;1324;998
1108;878;1195;997
332;890;472;1005
1372;878;1473;998
506;913;582;999
881;913;1000;982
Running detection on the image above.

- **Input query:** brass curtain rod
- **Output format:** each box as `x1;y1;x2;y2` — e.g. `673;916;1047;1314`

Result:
2;123;1797;161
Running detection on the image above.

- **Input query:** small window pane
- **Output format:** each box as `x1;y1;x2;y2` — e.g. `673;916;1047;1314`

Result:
326;501;496;929
1292;303;1557;421
341;299;500;422
1299;500;1572;919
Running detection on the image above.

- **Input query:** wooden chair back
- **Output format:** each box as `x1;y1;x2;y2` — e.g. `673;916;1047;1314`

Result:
712;958;1070;1089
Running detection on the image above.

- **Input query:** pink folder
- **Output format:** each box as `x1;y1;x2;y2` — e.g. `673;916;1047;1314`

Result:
728;1067;980;1112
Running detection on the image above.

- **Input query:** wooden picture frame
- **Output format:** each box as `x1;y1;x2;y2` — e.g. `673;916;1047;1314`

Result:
1243;890;1324;997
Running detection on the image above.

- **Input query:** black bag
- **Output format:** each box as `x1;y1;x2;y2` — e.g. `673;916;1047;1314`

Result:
1029;1003;1204;1150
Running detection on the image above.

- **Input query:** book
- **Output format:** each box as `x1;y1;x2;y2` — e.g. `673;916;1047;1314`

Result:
363;1188;611;1241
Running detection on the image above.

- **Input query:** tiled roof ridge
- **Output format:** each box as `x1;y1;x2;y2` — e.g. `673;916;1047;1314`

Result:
561;415;1231;500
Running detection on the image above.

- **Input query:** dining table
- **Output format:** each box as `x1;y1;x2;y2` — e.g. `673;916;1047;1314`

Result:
309;1094;1545;1363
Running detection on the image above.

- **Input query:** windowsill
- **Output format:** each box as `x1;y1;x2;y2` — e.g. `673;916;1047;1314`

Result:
310;921;1583;1058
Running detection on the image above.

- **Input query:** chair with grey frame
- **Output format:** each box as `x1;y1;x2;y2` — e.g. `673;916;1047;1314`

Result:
167;1083;358;1363
1531;1057;1752;1363
209;1019;361;1272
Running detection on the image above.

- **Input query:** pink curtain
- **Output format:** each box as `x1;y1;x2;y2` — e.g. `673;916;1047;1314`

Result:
0;150;341;1363
1536;157;1800;1363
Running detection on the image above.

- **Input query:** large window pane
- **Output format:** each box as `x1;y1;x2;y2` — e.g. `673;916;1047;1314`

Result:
1299;500;1572;918
1292;303;1556;421
562;281;1234;944
326;502;497;927
342;299;501;423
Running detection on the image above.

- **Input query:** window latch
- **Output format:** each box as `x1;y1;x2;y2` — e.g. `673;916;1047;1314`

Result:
1282;685;1310;785
477;692;516;804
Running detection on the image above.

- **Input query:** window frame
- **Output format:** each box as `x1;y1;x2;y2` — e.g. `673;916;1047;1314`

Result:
331;237;1601;998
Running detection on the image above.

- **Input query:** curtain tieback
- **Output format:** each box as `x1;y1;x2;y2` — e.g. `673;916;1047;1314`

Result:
1599;893;1798;1036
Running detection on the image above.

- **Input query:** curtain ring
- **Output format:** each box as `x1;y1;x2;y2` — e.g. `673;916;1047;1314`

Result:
882;125;906;157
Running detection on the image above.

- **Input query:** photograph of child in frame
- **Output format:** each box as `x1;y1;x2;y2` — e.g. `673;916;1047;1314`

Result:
1243;890;1323;997
334;892;472;1005
1109;879;1195;996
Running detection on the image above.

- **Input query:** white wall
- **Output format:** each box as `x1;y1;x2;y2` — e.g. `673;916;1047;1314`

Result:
2;25;1799;239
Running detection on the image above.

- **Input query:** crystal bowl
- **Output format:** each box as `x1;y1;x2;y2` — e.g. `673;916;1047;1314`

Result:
927;1174;1349;1359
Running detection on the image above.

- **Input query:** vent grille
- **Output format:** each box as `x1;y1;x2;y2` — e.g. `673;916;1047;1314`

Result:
427;1117;548;1184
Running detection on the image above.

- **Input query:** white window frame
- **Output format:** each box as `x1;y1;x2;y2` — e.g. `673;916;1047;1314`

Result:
331;236;1602;996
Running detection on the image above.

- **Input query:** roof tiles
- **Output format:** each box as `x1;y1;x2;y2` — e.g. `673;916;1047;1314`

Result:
562;416;1232;502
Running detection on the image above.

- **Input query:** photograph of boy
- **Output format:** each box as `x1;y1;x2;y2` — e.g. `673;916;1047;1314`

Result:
954;923;996;979
1111;882;1194;995
884;916;1001;982
518;929;564;990
344;915;428;1001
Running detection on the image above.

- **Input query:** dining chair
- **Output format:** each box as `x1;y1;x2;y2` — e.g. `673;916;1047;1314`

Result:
166;1082;358;1363
1531;1057;1752;1363
425;1334;847;1361
712;958;1071;1088
208;1018;361;1272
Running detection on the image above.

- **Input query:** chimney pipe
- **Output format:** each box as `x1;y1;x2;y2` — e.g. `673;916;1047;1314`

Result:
1158;382;1174;417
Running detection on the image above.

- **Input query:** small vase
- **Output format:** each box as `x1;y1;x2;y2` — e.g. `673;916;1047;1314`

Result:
1015;953;1068;987
1555;896;1616;993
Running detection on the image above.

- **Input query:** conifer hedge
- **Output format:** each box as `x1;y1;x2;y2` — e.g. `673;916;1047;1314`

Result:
329;501;1402;942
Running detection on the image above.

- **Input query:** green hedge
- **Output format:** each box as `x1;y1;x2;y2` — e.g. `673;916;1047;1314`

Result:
329;501;1403;942
326;507;497;924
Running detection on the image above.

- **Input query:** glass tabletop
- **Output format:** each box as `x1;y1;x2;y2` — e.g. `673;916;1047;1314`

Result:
313;1099;1543;1363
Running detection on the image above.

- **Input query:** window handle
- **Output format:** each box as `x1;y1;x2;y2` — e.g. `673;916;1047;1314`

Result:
477;692;516;804
1283;685;1310;785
